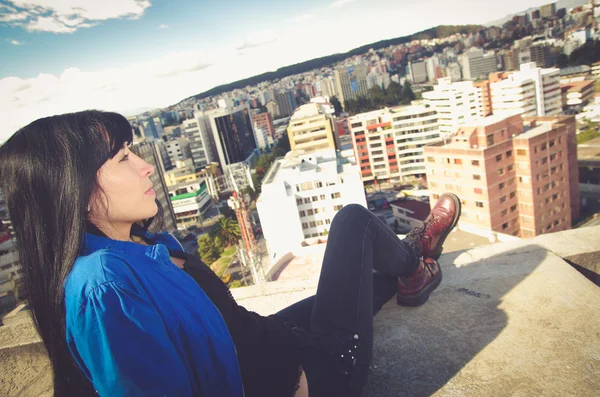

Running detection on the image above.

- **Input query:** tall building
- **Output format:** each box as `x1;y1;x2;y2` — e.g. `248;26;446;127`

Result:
316;76;337;98
348;103;441;184
256;149;367;258
540;3;556;19
141;117;161;140
529;43;552;69
560;80;596;110
274;91;298;118
491;62;561;118
422;77;482;137
460;48;498;81
252;112;275;150
182;116;217;170
207;105;258;167
407;60;428;84
165;137;192;164
130;141;178;233
334;64;370;106
266;101;280;119
423;113;579;238
287;103;337;153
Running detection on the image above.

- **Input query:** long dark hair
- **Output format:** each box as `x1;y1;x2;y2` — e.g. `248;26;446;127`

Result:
0;110;163;395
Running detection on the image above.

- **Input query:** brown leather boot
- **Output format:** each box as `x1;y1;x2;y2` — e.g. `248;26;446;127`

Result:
397;258;442;306
405;192;461;260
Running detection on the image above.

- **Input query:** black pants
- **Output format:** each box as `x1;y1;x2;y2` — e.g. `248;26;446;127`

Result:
274;204;420;396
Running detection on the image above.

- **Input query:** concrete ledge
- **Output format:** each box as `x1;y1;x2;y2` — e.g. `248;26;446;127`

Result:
1;227;599;396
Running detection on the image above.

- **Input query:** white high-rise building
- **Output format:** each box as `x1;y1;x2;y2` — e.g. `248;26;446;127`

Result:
491;62;561;118
165;137;192;164
348;102;441;184
460;48;498;80
422;77;482;137
257;149;367;260
182;116;217;170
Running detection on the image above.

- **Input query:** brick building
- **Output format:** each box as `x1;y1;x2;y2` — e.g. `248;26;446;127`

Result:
424;113;579;238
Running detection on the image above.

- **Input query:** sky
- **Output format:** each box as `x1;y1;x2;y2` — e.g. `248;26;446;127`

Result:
0;0;561;142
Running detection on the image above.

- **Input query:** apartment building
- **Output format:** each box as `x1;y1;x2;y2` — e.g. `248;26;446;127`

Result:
256;149;367;257
423;113;579;238
460;48;498;81
334;64;370;106
422;77;482;137
182;116;217;170
165;137;192;164
348;102;440;184
168;178;212;231
560;80;596;109
287;103;337;152
490;62;562;118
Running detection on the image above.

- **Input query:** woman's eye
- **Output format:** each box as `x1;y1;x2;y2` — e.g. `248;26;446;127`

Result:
120;154;129;162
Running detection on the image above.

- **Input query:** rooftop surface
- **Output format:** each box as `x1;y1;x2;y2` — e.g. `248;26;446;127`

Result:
1;227;599;396
577;136;600;161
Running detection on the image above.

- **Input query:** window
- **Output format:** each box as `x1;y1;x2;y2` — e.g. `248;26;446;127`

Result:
499;182;505;190
550;154;556;161
497;168;504;176
302;223;309;229
317;220;324;226
473;174;481;180
487;135;495;146
309;221;317;228
506;150;512;158
517;149;527;156
432;194;440;199
496;154;502;162
304;234;310;239
501;209;508;216
333;205;343;211
296;198;303;205
511;205;517;212
549;139;555;148
541;157;548;165
311;196;318;202
471;160;480;166
476;201;484;208
320;194;326;200
500;196;507;203
299;210;306;217
325;219;331;225
304;198;311;204
428;157;435;162
300;182;313;191
314;208;320;214
311;233;319;238
454;159;463;165
331;192;341;199
510;192;516;199
474;188;483;194
307;209;314;216
541;143;547;151
502;222;509;230
315;182;323;188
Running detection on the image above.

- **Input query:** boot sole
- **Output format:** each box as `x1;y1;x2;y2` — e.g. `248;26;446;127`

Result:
396;267;443;307
430;193;462;260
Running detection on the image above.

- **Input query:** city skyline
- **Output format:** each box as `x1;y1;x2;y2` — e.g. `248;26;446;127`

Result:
0;0;572;142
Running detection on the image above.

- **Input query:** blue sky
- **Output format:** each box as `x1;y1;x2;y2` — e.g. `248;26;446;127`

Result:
0;0;557;141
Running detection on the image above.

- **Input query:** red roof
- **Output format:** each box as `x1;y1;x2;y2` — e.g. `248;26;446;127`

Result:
389;200;431;222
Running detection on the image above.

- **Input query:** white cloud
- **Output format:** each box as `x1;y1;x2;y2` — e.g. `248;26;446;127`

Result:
330;0;356;8
236;30;277;50
289;13;314;23
159;24;168;29
9;39;24;45
0;0;151;33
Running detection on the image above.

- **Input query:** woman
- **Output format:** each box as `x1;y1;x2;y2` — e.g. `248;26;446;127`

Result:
0;110;460;396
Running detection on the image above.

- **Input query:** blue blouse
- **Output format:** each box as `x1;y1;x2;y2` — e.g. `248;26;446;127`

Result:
64;231;244;396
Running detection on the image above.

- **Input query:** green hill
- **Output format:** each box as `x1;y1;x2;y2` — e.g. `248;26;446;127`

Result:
180;24;482;103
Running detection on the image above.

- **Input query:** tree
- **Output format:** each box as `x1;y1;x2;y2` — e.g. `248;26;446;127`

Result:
198;234;220;264
330;96;343;116
213;217;241;246
401;81;416;105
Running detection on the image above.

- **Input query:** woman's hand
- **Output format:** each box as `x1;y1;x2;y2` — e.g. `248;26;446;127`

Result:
294;371;309;397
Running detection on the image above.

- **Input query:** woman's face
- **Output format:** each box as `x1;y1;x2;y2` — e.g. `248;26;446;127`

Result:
89;144;158;236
